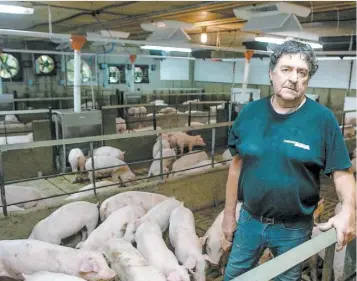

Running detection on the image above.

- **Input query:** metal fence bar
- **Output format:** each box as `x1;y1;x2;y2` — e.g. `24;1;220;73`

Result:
211;128;216;168
233;229;337;281
0;122;233;151
159;136;163;180
0;150;7;216
89;142;97;197
322;244;336;281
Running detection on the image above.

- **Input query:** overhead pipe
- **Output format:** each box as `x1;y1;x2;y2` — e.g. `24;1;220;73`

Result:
0;29;356;56
242;50;254;89
70;35;87;113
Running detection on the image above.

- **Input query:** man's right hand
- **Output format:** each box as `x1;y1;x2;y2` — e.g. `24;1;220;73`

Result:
222;212;237;242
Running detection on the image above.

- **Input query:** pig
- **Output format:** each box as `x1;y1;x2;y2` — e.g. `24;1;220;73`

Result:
139;106;147;116
23;271;87;281
146;113;164;117
342;126;356;138
345;116;356;126
184;110;204;114
200;202;242;266
222;149;233;165
135;221;190;281
128;107;140;117
171;151;209;174
93;146;125;161
115;117;127;134
77;205;145;252
148;148;177;177
209;104;224;113
153;136;171;159
4;114;19;123
205;120;217;124
99;191;168;221
159;107;179;114
68;148;87;173
172;160;222;178
170;133;206;156
185;122;204;127
28;201;99;245
85;156;135;185
313;198;325;224
103;238;167;281
65;181;119;201
169;205;207;281
0;239;116;281
1;185;43;209
123;198;181;242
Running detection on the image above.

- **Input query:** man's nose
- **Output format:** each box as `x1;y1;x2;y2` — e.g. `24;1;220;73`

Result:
288;71;298;83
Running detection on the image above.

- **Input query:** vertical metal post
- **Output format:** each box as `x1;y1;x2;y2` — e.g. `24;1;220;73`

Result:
90;142;97;196
322;244;336;281
342;112;346;136
188;103;192;126
0;150;7;216
153;104;157;130
4;115;7;144
211;128;216;168
208;109;211;124
159;136;164;180
228;101;232;123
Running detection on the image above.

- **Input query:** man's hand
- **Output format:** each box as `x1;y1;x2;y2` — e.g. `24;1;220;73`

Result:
318;205;356;251
222;211;237;243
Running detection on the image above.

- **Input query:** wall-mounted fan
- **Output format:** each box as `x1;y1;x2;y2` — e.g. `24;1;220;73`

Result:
108;64;126;84
0;53;22;81
67;58;91;83
35;55;56;76
134;65;149;84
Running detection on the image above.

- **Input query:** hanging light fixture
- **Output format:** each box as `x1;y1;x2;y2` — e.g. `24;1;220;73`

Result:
200;27;207;44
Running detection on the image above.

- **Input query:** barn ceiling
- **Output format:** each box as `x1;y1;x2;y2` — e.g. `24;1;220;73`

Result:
0;1;355;51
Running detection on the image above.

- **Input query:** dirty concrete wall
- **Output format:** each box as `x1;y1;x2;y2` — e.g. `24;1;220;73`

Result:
2;120;54;182
0;167;229;240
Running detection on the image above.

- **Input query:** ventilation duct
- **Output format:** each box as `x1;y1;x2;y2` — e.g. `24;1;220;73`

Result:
234;3;311;33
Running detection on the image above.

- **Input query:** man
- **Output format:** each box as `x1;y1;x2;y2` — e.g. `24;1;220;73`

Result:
222;40;356;281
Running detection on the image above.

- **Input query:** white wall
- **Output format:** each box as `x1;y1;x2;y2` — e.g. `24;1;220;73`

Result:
160;59;190;80
194;58;356;89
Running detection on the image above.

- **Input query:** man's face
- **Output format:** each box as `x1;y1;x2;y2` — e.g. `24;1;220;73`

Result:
269;53;310;101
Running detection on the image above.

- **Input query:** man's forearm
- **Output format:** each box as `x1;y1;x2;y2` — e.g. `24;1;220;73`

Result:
224;155;242;215
333;170;356;211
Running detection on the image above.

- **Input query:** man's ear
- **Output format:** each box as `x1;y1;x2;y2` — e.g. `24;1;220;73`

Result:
269;70;273;83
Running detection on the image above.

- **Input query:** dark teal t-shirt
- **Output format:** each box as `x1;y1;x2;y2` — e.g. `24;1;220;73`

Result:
228;96;351;220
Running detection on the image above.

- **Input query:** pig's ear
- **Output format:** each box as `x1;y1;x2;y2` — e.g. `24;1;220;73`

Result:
80;257;99;273
199;235;208;246
22;273;30;280
167;271;181;281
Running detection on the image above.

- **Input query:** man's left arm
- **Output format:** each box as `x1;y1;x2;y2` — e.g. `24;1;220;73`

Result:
319;169;356;251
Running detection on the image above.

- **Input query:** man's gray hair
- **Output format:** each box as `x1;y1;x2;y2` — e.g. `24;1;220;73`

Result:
269;40;319;79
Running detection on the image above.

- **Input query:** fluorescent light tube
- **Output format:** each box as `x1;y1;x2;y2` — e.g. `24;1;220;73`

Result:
255;37;285;45
317;57;342;61
140;45;192;53
255;36;322;49
0;4;33;14
343;56;356;60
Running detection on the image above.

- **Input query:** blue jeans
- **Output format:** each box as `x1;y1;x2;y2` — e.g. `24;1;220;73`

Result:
224;208;313;281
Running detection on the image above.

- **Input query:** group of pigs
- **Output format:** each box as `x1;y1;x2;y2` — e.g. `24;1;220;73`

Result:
148;132;227;178
68;146;136;186
0;191;239;281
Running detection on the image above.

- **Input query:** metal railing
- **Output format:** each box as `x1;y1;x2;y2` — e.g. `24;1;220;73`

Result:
0;122;232;215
